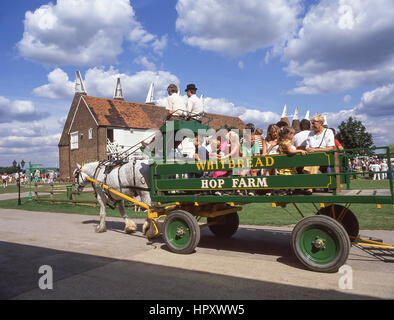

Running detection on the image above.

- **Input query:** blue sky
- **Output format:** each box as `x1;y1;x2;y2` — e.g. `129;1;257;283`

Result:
0;0;393;167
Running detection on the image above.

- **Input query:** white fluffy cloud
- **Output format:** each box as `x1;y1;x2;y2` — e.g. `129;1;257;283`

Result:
176;0;302;56
0;119;62;166
203;97;281;130
32;67;180;103
356;83;394;117
83;67;179;102
133;56;157;71
283;0;394;94
32;68;74;99
0;134;60;149
0;96;49;123
17;0;166;66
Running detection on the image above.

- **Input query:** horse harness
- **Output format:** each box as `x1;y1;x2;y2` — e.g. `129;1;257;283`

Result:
89;160;150;209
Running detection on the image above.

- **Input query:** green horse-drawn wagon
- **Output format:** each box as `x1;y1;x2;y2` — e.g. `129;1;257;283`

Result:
88;119;394;273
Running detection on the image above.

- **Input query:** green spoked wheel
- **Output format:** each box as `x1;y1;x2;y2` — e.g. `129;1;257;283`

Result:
291;215;350;273
163;210;200;254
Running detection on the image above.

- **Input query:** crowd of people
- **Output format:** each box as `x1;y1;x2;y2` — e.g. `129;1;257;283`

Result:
348;158;391;180
189;113;393;196
1;170;58;189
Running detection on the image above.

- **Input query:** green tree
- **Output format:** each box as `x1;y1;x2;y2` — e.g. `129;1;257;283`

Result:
336;117;374;151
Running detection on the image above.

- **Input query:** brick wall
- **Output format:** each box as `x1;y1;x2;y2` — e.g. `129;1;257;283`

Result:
59;95;108;178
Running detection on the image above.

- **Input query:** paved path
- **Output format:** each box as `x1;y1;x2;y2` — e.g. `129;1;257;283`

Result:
0;192;33;200
0;208;393;300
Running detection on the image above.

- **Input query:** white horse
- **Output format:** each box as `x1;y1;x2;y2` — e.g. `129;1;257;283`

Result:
74;160;152;234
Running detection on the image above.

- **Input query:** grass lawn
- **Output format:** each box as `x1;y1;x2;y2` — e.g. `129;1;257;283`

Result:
0;178;392;229
0;184;31;194
347;178;392;190
0;183;70;194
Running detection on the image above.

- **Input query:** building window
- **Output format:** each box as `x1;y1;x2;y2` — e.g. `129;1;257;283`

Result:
88;128;93;140
70;132;79;150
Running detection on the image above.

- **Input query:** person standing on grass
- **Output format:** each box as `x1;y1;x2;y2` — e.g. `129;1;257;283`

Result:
370;161;381;180
381;160;388;179
48;171;54;184
2;173;8;189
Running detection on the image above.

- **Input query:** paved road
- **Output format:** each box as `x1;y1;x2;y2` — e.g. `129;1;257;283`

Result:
0;208;393;300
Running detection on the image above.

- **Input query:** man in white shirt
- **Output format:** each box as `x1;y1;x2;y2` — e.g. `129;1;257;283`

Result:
167;84;187;117
185;84;204;122
293;119;311;149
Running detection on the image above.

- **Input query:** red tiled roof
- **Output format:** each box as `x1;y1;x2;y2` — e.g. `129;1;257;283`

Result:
82;95;245;130
82;96;168;129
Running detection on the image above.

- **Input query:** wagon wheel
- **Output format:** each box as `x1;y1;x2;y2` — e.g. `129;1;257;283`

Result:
207;212;239;238
316;204;359;241
163;210;200;254
291;215;351;273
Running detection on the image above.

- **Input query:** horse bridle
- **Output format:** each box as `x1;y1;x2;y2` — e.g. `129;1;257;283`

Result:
74;166;86;190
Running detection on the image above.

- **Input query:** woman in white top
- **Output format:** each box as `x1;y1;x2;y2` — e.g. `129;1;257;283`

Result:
305;114;335;153
303;114;335;193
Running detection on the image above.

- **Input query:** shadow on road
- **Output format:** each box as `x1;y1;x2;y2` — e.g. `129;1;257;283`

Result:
0;240;376;300
81;219;393;272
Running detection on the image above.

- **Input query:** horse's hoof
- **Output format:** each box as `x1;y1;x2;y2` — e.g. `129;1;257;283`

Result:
124;227;135;234
95;225;107;233
125;219;137;234
142;220;150;235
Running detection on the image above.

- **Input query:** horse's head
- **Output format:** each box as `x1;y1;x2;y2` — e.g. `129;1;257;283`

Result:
73;163;88;192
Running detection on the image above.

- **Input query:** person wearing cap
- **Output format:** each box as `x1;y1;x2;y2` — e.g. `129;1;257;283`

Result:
185;84;204;122
167;84;187;118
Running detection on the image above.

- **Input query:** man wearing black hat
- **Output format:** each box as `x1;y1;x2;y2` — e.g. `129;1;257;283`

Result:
185;83;204;122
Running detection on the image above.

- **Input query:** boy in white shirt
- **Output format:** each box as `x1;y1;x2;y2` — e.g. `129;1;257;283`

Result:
167;84;187;117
